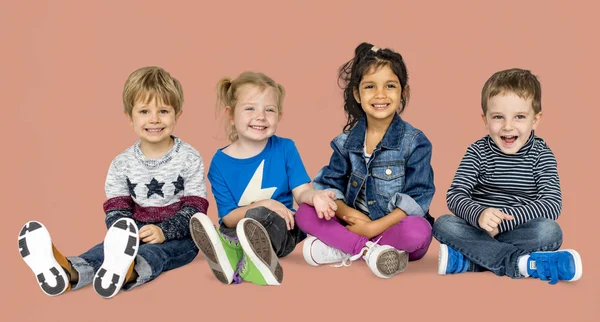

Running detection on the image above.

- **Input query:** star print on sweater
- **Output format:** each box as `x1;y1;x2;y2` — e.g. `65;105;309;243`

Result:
102;137;209;240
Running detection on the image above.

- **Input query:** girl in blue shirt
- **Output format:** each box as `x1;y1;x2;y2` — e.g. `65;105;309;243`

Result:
190;72;336;286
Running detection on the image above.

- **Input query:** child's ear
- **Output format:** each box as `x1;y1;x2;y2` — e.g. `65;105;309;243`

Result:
126;112;133;125
481;113;488;126
353;88;361;104
532;111;543;130
175;109;183;121
402;85;410;100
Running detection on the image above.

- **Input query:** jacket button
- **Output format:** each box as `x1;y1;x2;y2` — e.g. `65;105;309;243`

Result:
352;181;358;187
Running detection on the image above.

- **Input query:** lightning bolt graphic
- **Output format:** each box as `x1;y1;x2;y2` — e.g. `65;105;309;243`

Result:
237;160;276;206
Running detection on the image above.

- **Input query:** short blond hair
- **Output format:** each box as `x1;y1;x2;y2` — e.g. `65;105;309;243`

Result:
122;66;184;116
216;71;285;141
481;68;541;115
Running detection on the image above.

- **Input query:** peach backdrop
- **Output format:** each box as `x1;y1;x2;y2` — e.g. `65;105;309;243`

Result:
2;1;598;321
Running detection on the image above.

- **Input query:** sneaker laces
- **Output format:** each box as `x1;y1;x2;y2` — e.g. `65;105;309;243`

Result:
335;237;383;268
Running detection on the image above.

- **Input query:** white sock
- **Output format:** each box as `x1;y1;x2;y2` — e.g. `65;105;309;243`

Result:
518;255;531;277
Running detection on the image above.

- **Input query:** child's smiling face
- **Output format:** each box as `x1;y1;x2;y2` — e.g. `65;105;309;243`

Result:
483;93;542;154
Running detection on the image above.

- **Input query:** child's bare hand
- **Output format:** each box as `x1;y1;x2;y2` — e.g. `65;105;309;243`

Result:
344;216;375;238
139;224;165;244
489;226;500;238
312;190;337;220
266;200;295;230
478;208;513;232
340;209;372;224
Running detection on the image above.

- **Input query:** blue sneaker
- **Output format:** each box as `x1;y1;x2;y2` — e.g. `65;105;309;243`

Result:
527;249;582;285
438;244;470;275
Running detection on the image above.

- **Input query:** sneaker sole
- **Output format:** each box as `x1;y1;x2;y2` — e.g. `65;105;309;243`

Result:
565;249;583;282
237;218;283;285
438;244;449;275
18;221;69;296
93;218;139;299
190;213;234;284
376;249;408;278
302;236;320;266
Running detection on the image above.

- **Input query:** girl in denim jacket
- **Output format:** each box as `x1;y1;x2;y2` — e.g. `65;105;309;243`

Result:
296;43;435;278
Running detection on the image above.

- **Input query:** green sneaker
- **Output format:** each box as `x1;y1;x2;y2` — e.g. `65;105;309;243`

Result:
190;213;242;284
236;218;283;286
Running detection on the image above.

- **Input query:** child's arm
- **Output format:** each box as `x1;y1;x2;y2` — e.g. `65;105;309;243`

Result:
496;148;562;233
314;138;352;201
292;183;337;220
446;144;488;228
384;132;435;218
155;153;209;241
103;159;135;229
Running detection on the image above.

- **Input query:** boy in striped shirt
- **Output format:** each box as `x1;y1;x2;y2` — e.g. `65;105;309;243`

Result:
432;68;582;284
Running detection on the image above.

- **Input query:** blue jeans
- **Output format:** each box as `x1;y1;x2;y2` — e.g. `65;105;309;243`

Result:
67;231;198;291
432;215;562;278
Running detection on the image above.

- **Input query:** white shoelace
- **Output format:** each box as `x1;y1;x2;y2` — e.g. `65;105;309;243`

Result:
333;236;383;268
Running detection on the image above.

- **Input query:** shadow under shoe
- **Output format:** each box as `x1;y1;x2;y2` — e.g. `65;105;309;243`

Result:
236;218;283;286
18;221;71;296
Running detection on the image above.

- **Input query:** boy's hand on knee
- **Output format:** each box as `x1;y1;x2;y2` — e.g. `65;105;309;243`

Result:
488;226;500;238
312;190;337;220
139;225;165;244
478;208;513;233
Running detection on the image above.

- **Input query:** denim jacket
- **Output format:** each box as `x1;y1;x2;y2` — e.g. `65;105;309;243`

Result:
313;114;435;221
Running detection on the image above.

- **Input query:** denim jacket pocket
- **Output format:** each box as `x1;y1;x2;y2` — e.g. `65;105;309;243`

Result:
371;163;405;198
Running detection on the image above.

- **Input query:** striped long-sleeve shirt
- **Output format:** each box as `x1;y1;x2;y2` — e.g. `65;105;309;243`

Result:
446;133;562;233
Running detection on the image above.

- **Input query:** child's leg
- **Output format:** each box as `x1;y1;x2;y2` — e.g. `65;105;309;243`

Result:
373;216;433;261
295;204;368;255
124;237;198;289
496;217;562;252
19;221;72;296
91;218;139;298
220;206;306;258
432;214;528;278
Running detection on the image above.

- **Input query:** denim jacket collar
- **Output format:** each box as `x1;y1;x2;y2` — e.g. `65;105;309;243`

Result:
344;113;405;152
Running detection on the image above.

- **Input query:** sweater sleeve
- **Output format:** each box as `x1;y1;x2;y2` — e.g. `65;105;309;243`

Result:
446;144;488;228
157;152;209;240
103;158;135;229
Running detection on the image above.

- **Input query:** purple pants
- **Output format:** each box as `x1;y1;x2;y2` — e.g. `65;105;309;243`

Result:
295;204;432;261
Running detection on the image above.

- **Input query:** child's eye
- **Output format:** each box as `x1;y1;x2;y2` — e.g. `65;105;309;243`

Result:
245;107;254;111
139;110;148;114
266;108;277;113
516;115;526;119
364;85;374;89
492;115;503;119
160;109;170;114
386;84;397;88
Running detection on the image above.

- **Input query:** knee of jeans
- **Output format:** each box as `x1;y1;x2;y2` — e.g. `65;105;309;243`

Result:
245;206;272;223
432;214;461;237
531;218;563;248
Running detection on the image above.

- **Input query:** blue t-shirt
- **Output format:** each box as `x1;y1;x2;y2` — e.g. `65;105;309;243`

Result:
208;136;311;221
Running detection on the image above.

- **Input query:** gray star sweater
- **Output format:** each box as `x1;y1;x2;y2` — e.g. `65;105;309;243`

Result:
103;137;208;240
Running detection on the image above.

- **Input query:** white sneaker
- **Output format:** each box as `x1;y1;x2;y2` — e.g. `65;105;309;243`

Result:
361;240;408;278
303;236;350;266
